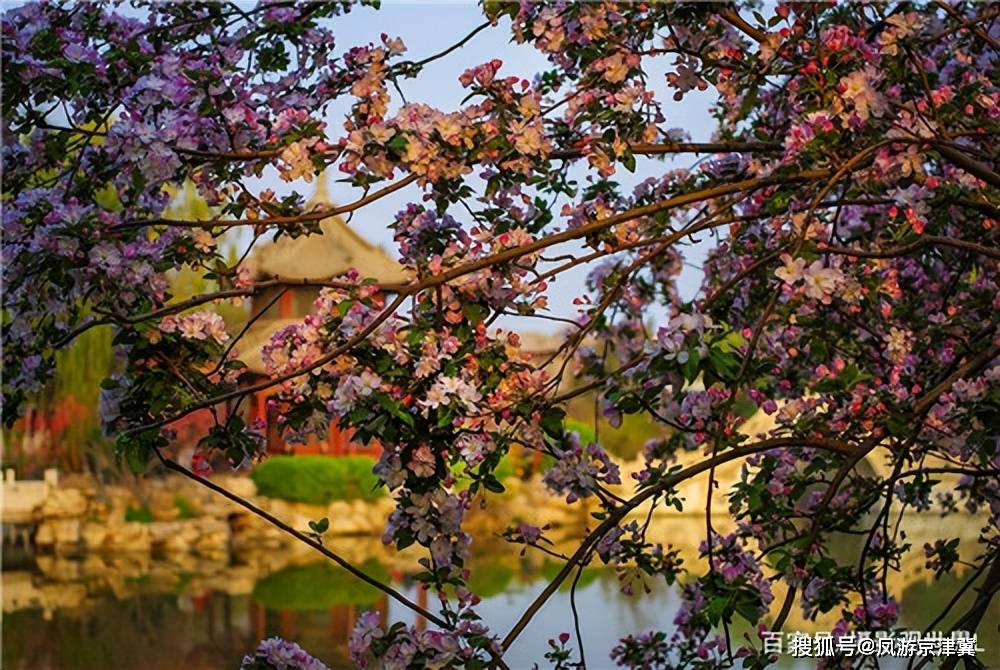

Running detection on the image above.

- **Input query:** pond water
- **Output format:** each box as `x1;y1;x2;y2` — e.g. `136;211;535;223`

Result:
4;506;999;670
4;531;998;670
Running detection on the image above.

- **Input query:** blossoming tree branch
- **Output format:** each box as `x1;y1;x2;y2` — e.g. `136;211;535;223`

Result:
3;1;999;668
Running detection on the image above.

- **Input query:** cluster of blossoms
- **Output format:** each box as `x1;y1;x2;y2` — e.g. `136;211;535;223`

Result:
652;532;775;666
340;49;554;185
1;0;358;421
158;311;229;345
391;204;465;268
543;431;622;503
4;2;1000;669
382;488;471;570
610;630;671;669
774;255;846;305
655;313;714;365
240;637;328;670
501;522;550;554
391;202;547;321
595;520;685;597
349;600;497;670
255;265;555;600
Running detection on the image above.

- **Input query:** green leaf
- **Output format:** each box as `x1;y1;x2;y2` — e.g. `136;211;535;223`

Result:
715;330;747;353
482;477;506;494
386;134;408;155
375;394;415;427
540;407;565;437
115;431;161;474
682;351;700;382
462;303;487;324
708;348;739;381
734;594;760;623
731;394;758;420
309;517;330;534
395;530;415;550
841;363;871;389
704;596;728;625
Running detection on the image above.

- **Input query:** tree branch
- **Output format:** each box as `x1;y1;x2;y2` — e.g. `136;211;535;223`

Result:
114;174;418;230
821;235;1000;261
718;6;768;43
153;449;448;626
549;140;781;161
935;142;1000;190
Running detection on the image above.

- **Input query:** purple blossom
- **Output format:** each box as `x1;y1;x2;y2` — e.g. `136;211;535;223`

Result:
241;638;328;670
543;433;621;503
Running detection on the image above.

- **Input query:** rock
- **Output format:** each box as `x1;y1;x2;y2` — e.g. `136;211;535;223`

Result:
149;490;180;522
144;518;230;556
35;519;81;548
326;501;354;534
193;519;230;556
34;522;55;547
329;515;362;535
80;554;112;576
36;554;82;580
365;502;390;533
104;522;152;552
101;488;137;524
259;497;292;520
212;474;257;499
231;513;285;549
39;488;86;519
148;521;199;554
86;499;113;524
160;552;201;575
80;523;109;550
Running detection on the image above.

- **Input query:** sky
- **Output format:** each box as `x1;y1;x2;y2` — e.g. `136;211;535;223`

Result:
246;2;722;333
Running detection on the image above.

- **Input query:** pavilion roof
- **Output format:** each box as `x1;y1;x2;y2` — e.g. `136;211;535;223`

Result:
249;176;408;286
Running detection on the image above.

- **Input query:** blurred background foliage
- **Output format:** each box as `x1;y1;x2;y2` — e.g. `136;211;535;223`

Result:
3;182;245;476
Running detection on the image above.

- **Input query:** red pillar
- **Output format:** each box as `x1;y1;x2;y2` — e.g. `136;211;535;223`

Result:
251;601;266;641
416;587;428;631
280;610;294;639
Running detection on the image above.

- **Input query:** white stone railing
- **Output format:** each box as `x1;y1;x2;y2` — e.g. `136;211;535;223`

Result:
1;468;59;524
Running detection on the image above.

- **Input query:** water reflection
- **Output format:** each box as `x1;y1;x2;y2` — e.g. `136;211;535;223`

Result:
4;524;997;669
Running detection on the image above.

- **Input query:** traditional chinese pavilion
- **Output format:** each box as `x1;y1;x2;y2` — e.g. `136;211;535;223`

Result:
236;178;409;456
235;177;568;458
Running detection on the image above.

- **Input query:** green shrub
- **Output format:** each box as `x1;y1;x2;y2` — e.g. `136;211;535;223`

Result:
124;504;154;523
250;455;384;505
173;494;196;519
